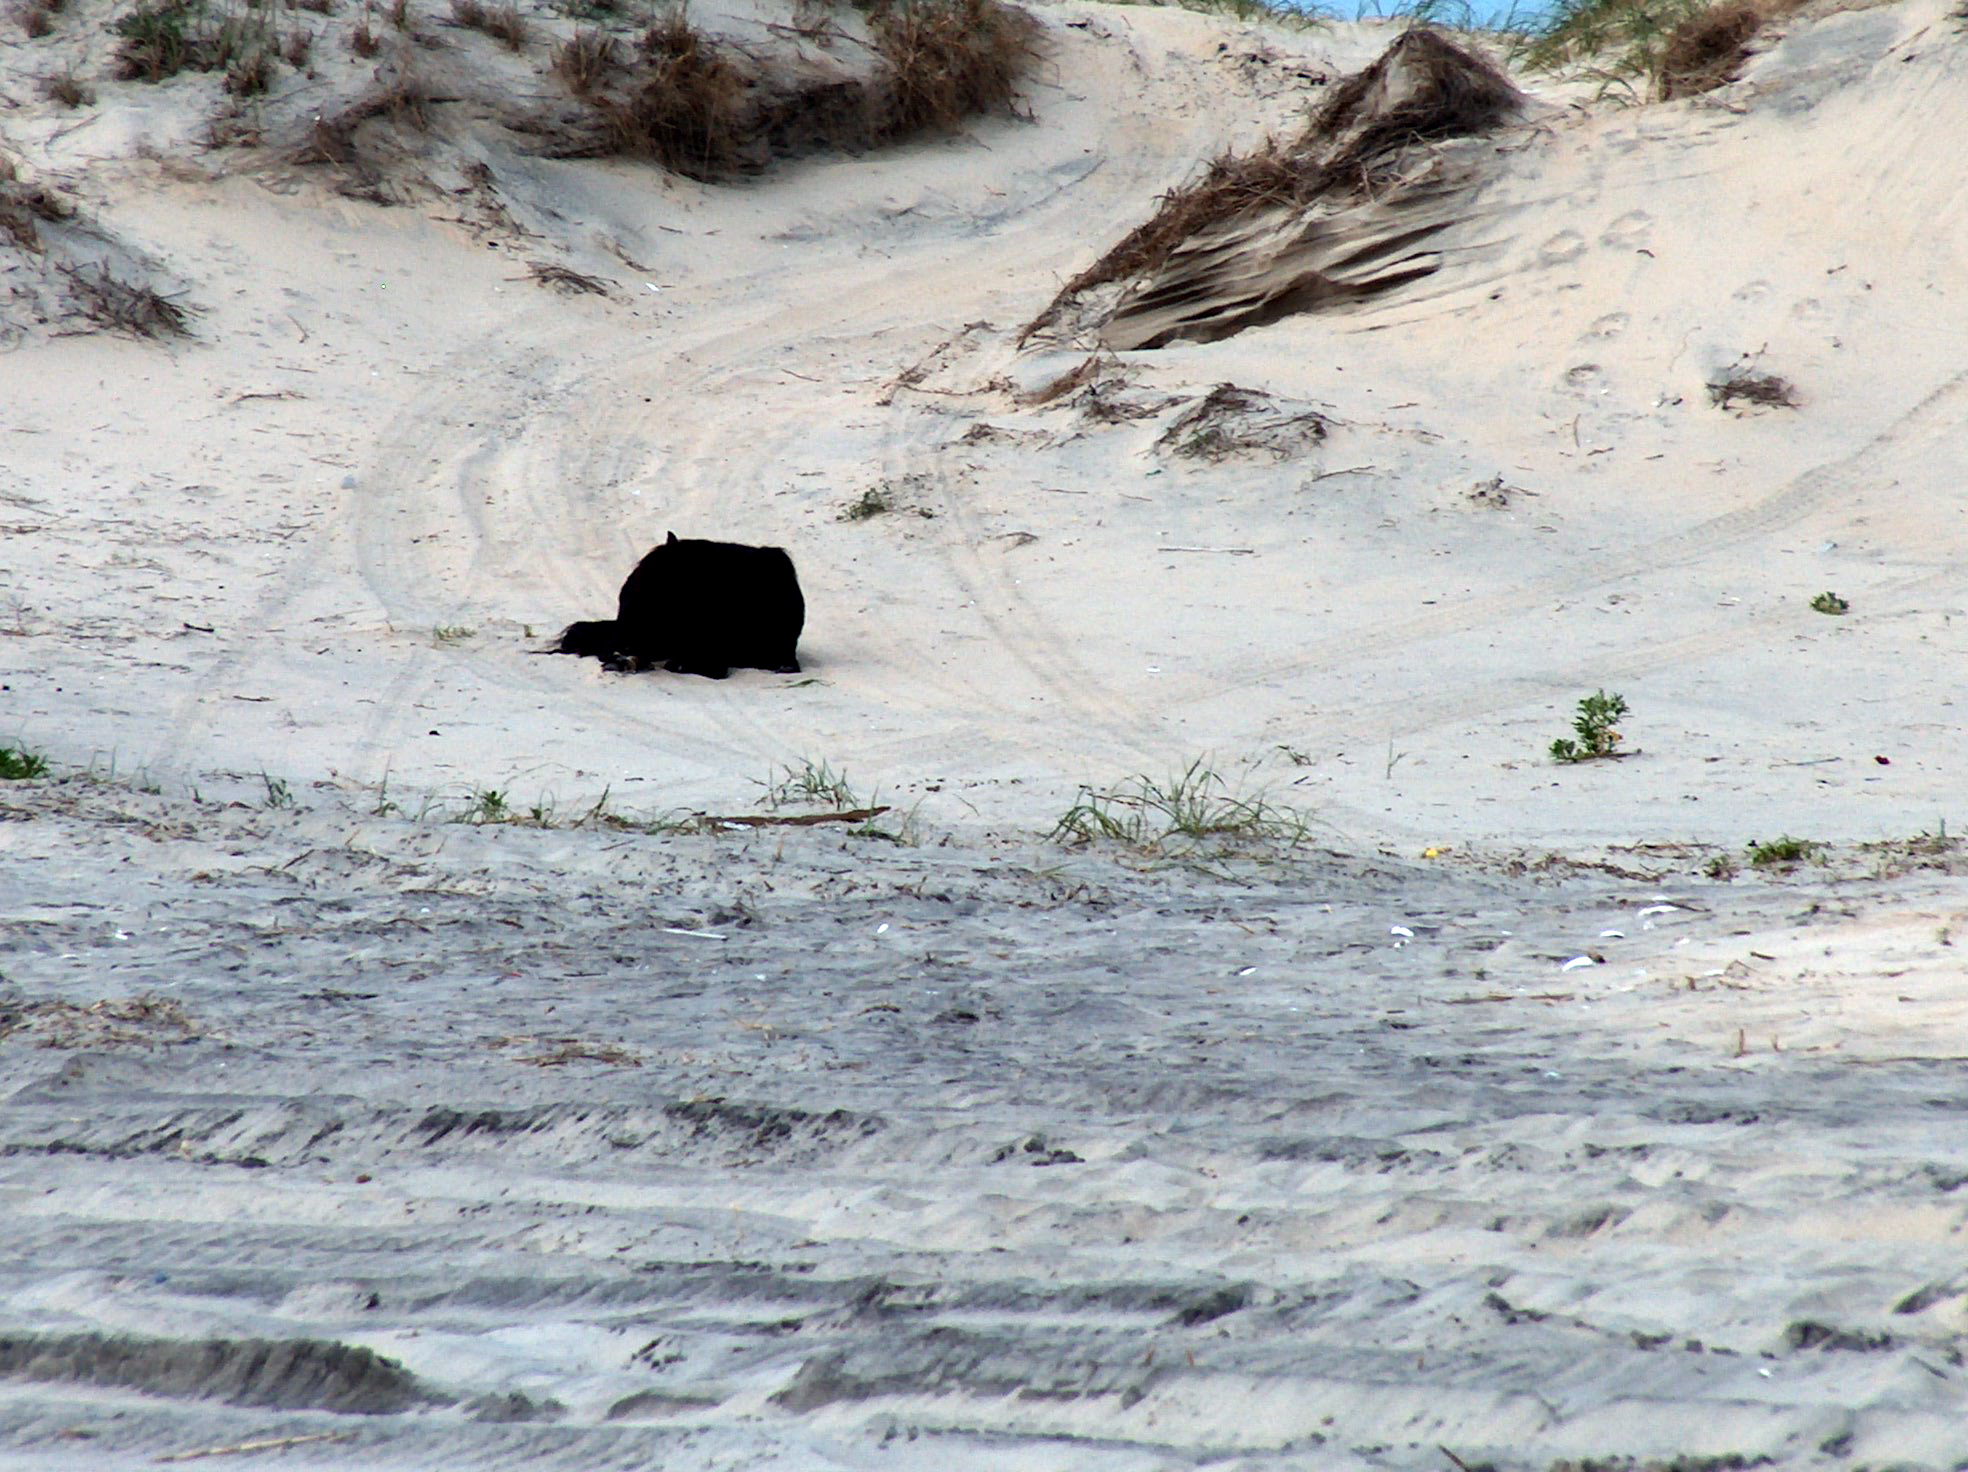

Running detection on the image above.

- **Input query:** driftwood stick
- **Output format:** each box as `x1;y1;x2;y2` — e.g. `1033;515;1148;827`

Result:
701;806;890;829
158;1431;358;1463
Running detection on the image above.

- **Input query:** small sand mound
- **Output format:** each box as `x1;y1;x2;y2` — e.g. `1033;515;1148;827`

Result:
1027;28;1520;350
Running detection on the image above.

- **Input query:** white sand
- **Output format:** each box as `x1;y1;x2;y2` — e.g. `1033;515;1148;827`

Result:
4;0;1968;1464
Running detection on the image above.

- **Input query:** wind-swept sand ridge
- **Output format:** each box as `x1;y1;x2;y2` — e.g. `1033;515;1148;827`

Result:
4;0;1968;1463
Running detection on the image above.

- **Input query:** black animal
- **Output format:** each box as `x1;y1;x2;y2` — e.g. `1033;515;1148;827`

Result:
551;533;804;679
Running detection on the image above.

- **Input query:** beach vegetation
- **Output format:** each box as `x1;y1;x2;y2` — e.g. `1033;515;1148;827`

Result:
1708;368;1798;411
1745;834;1819;868
1808;591;1848;615
547;0;1039;181
839;487;896;521
457;788;511;823
450;0;528;48
1515;0;1802;98
60;264;195;337
0;746;50;780
16;0;60;38
1050;759;1314;861
762;757;862;810
1549;690;1628;764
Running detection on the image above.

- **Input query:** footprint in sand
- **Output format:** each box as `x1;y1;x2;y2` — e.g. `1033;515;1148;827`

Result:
1562;362;1609;396
1539;229;1587;266
1600;209;1654;250
1583;312;1631;341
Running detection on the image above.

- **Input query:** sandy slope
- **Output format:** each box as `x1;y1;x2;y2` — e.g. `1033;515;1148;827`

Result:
4;0;1968;1464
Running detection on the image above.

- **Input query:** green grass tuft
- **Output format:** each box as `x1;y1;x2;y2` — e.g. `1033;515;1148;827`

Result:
1050;759;1313;862
0;746;50;780
1745;834;1820;868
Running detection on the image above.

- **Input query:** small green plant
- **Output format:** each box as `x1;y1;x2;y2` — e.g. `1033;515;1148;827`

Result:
1703;851;1737;880
849;798;926;846
1050;759;1312;861
1549;690;1629;763
1809;591;1849;615
0;746;50;780
838;487;895;522
458;788;510;824
1745;834;1820;868
762;758;862;810
432;624;476;645
261;772;295;809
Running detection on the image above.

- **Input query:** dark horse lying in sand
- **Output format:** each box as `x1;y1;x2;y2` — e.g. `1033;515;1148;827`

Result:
550;533;804;680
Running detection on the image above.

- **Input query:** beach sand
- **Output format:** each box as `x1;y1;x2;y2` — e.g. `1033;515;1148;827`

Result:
4;0;1968;1463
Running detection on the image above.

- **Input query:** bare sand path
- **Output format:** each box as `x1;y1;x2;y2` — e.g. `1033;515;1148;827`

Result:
6;780;1968;1469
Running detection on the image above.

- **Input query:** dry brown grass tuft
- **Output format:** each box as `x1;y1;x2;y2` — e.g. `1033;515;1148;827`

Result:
16;0;55;36
350;16;380;52
1657;0;1762;96
60;264;195;337
1708;369;1798;410
1154;383;1329;461
544;0;1037;180
291;72;431;198
526;259;610;293
224;42;277;94
599;11;757;178
451;0;526;46
39;67;95;107
0;164;75;252
869;0;1039;136
283;27;313;65
551;26;616;95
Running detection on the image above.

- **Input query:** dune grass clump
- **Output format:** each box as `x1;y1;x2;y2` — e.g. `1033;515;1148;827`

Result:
551;26;616;94
113;0;207;80
1746;834;1820;868
549;0;1038;181
450;0;528;48
1050;760;1314;862
16;0;62;37
290;70;431;197
0;746;50;780
39;69;94;107
1519;0;1801;99
868;0;1039;136
761;757;863;810
598;11;755;178
111;0;296;92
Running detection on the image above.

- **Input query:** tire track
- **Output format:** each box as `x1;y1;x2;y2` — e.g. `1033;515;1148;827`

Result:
1161;367;1968;718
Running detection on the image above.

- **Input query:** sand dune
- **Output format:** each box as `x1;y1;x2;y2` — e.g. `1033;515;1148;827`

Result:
4;0;1968;1463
